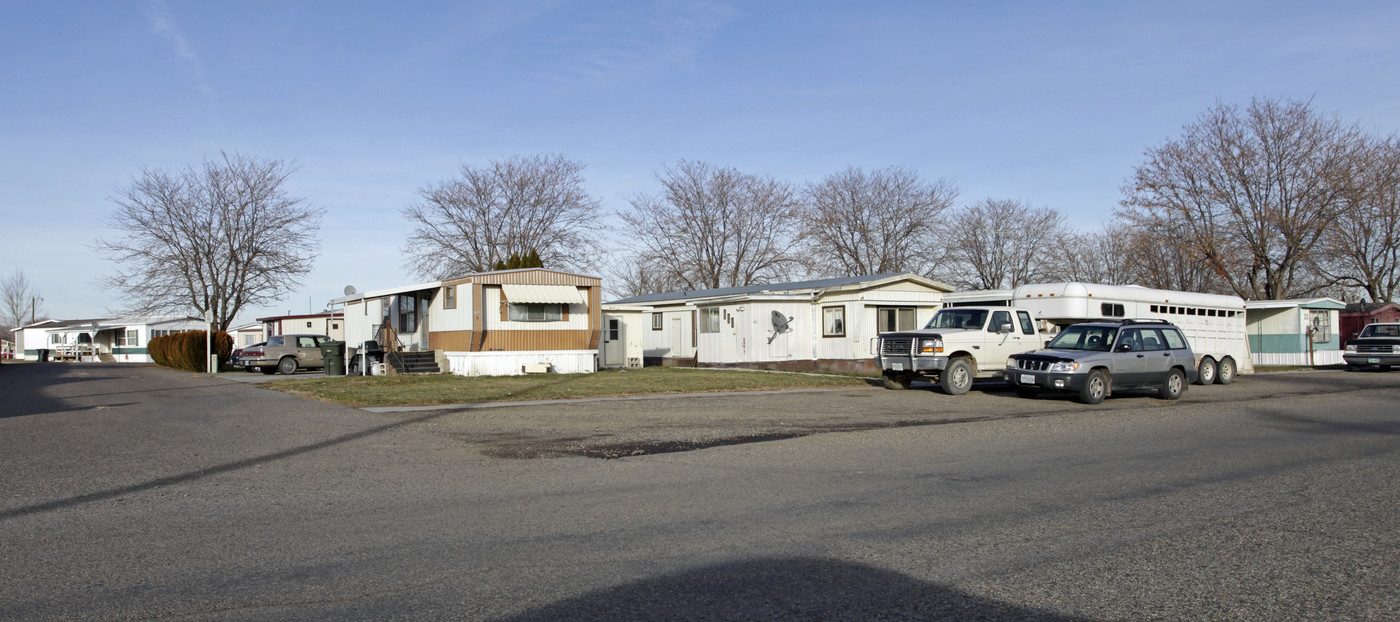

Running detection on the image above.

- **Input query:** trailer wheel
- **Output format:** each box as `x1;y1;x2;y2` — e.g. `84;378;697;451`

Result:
1195;357;1216;385
1216;357;1236;384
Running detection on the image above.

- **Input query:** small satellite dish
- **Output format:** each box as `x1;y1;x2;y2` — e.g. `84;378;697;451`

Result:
344;285;357;296
768;311;793;344
771;310;790;332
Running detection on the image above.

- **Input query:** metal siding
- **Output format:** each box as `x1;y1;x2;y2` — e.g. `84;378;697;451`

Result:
481;330;592;351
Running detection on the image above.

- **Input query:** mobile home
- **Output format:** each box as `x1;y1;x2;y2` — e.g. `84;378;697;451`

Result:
1244;298;1344;366
335;268;602;376
605;273;954;372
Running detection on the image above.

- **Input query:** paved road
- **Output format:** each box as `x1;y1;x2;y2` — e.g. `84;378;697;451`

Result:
1;362;1397;620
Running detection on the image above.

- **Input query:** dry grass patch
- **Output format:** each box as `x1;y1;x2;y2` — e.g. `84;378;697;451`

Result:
265;367;875;407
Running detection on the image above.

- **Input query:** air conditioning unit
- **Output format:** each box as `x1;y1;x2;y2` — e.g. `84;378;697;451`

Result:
523;363;551;374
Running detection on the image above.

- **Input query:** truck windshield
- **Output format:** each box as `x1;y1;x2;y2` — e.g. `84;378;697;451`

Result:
1360;324;1400;338
1047;325;1118;351
926;309;988;330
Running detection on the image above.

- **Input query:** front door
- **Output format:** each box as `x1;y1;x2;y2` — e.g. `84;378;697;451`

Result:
603;318;623;366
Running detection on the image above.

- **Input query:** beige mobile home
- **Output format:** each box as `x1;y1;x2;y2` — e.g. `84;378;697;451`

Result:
335;268;602;376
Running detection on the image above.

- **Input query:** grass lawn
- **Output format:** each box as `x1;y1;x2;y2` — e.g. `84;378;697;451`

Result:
265;367;877;407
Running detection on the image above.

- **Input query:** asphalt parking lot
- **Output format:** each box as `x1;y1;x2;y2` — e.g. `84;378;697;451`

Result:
4;362;1398;620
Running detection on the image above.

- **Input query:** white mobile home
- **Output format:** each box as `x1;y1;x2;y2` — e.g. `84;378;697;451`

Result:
604;273;954;372
1244;298;1344;366
14;317;205;363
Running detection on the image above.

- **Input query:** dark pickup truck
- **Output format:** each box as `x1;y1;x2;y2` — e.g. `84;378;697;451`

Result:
1343;322;1400;371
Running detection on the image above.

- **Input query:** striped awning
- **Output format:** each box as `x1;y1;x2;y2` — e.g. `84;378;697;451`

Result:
502;284;585;305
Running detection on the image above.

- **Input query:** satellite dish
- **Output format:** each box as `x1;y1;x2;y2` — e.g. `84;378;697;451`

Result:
344;285;357;296
768;311;793;344
771;310;790;332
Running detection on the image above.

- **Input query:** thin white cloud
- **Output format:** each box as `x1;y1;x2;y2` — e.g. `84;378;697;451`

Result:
143;0;219;121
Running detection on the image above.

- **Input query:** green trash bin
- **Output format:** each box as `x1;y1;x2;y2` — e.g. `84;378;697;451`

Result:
321;341;346;376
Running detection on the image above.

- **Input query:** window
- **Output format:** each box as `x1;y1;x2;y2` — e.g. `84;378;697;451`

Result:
397;294;417;332
988;310;1013;333
267;336;285;347
1162;329;1187;350
822;306;846;337
508;303;563;322
1100;303;1125;317
1017;311;1035;335
700;308;721;333
878;307;916;333
306;321;313;328
1308;310;1332;342
116;329;139;347
297;336;318;348
652;313;663;331
444;285;456;310
50;333;61;344
606;318;620;342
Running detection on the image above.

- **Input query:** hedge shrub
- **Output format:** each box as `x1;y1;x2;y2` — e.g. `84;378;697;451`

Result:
150;330;232;372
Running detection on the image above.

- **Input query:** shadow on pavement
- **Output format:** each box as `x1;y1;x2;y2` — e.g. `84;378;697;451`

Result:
500;557;1091;622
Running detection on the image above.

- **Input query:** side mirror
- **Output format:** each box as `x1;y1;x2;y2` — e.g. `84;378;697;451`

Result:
1117;342;1133;352
997;322;1013;334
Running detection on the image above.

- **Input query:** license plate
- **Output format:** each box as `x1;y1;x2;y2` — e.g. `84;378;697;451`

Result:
1020;374;1035;384
1369;358;1381;364
892;363;904;371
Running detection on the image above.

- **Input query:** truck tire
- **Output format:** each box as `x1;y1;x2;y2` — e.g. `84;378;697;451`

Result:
940;358;973;395
882;373;913;390
1195;357;1216;385
1216;357;1235;385
1079;370;1107;404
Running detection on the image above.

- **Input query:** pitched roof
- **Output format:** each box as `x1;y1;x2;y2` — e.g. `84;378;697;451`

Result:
1343;301;1400;314
607;272;952;305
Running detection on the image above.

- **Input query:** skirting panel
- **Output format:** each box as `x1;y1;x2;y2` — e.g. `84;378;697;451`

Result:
1252;350;1344;366
443;350;597;376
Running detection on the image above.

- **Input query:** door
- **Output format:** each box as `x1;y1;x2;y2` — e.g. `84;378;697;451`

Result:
603;318;623;366
984;310;1029;370
295;335;325;367
671;318;684;360
1111;328;1151;387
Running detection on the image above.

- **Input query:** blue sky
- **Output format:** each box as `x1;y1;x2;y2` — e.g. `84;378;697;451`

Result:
3;1;1399;323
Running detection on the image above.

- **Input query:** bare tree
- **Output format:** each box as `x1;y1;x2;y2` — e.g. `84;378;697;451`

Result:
799;166;958;277
1118;220;1228;293
401;154;602;279
2;269;45;335
1119;96;1367;300
96;152;323;331
1314;136;1400;303
1053;225;1139;285
941;198;1068;290
619;160;802;291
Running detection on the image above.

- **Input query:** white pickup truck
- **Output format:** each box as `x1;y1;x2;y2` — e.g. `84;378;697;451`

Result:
874;306;1045;395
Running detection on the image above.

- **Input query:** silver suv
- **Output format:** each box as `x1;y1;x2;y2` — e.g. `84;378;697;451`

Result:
1005;320;1198;404
242;334;333;375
